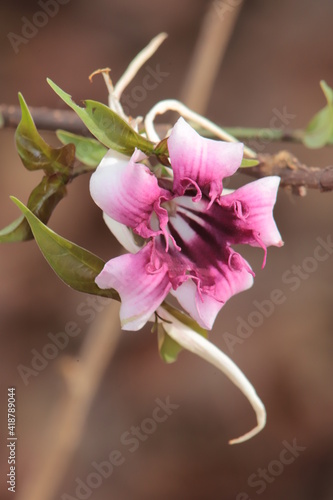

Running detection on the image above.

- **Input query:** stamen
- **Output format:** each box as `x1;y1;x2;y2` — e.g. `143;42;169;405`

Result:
253;233;267;269
146;240;163;274
233;200;249;222
228;252;255;277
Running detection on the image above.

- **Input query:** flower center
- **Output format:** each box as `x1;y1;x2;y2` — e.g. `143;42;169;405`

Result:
161;199;178;217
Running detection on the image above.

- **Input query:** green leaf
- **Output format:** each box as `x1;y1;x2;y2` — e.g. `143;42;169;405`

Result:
47;79;155;156
157;302;208;363
240;158;259;168
56;130;107;168
304;80;333;148
154;138;168;156
10;197;119;300
320;80;333;104
15;93;75;175
0;176;67;243
0;215;26;242
1;94;77;243
304;107;333;148
158;324;183;363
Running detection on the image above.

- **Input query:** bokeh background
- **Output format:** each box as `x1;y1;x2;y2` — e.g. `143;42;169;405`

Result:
1;1;333;499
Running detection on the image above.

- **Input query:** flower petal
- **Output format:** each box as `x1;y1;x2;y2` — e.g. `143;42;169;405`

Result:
158;307;266;444
167;117;244;205
171;252;254;330
95;242;172;330
90;149;168;239
103;213;142;254
219;176;283;249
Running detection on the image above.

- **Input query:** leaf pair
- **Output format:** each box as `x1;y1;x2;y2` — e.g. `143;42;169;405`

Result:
48;79;155;157
0;94;75;243
1;80;157;243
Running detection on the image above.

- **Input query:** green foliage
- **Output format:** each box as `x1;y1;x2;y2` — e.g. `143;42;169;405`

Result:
0;176;67;243
158;324;184;363
11;197;119;300
15;93;75;176
47;79;155;156
0;95;75;242
56;130;107;168
304;80;333;148
240;158;259;168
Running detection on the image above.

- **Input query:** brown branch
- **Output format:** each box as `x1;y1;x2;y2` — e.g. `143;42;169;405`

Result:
0;103;89;135
2;104;333;193
247;150;333;195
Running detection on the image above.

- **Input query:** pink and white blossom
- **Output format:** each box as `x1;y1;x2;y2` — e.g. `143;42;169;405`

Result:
90;117;283;331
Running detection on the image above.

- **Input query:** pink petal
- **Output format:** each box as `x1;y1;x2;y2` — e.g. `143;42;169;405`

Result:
219;176;283;249
90;149;168;239
167;117;244;205
95;242;172;331
172;252;254;329
103;213;142;254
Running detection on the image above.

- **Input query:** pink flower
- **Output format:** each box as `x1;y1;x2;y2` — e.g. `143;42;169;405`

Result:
90;118;283;331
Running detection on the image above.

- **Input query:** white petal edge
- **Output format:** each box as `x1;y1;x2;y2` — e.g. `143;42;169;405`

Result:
103;213;141;254
158;307;266;445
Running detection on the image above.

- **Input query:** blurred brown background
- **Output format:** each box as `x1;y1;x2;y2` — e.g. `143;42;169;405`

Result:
1;0;333;499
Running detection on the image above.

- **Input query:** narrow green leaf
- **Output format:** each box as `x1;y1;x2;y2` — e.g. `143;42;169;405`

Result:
56;130;107;168
320;80;333;104
15;93;75;175
158;324;183;363
304;81;333;148
10;197;119;300
47;79;155;156
304;106;333;148
0;215;26;242
240;158;259;168
0;176;67;243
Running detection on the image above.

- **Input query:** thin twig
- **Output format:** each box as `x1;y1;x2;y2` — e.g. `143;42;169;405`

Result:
0;104;307;144
1;104;333;192
222;126;305;143
18;300;121;500
0;104;87;135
